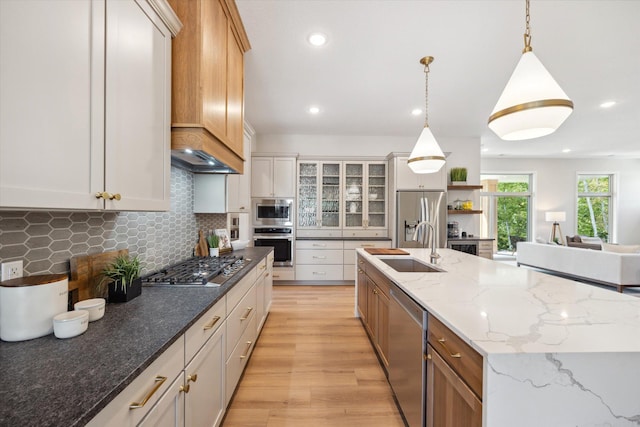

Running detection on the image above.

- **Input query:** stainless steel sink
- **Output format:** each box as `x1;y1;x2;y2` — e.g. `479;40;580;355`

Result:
377;257;445;273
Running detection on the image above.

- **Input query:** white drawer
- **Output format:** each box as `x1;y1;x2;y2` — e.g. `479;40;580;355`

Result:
343;265;356;281
272;267;295;281
226;284;257;359
184;298;226;364
87;337;184;427
342;229;388;238
295;264;344;281
296;229;343;238
225;314;257;405
226;267;256;314
343;240;392;250
296;240;343;250
296;249;343;264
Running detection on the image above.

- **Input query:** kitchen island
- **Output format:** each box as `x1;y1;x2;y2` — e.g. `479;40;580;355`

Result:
0;247;272;427
357;248;640;426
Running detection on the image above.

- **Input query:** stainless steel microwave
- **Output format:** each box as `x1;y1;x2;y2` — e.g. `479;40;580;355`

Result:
252;198;294;226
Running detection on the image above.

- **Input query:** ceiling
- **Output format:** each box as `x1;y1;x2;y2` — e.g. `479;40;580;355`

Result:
235;0;640;159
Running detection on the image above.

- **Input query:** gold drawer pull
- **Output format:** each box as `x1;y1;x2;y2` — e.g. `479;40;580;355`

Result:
240;307;254;320
203;315;221;330
437;338;461;358
130;376;167;409
239;341;252;359
358;260;364;264
312;256;327;259
312;271;327;275
260;264;266;270
95;191;121;201
425;353;432;361
180;384;190;393
273;274;280;278
187;374;198;383
312;243;327;247
360;244;375;247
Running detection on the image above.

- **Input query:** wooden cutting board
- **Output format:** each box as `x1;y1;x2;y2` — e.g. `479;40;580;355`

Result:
69;249;128;304
364;248;410;255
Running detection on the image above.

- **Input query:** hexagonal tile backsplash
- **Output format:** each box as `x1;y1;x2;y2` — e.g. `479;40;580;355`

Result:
0;167;228;276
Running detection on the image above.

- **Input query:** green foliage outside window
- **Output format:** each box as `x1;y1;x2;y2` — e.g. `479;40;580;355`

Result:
496;182;529;251
577;176;610;242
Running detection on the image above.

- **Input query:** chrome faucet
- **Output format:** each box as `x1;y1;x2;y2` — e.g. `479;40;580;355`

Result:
412;220;440;264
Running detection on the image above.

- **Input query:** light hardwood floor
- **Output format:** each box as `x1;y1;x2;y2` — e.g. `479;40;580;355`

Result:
222;285;405;427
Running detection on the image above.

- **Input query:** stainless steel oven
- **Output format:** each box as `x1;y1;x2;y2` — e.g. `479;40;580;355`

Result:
252;198;293;226
253;227;294;267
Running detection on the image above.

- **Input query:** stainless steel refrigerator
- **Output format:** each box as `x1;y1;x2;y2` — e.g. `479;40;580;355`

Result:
396;190;447;248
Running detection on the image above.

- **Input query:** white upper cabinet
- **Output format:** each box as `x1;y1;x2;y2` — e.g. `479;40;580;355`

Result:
193;174;226;213
393;156;446;191
251;156;296;199
0;0;179;211
227;128;252;212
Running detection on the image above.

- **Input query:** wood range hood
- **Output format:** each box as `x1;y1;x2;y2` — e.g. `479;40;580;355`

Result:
168;0;250;174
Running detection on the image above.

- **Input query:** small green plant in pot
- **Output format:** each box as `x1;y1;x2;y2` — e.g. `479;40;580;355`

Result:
450;167;467;184
207;233;220;257
101;255;142;303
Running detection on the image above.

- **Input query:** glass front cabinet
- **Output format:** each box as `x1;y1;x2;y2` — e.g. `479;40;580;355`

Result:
297;161;343;237
343;161;388;237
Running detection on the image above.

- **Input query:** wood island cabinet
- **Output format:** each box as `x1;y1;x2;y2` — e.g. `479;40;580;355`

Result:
0;0;179;211
168;0;250;173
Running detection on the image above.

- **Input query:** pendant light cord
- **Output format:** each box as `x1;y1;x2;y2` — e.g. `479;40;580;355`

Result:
423;62;430;128
523;0;532;52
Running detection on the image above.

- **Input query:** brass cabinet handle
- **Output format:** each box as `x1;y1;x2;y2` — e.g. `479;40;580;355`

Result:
187;374;198;383
273;275;280;278
239;206;246;210
239;341;252;359
180;384;190;393
129;376;167;409
312;256;327;259
95;192;121;201
424;353;432;361
203;316;221;330
312;271;326;275
312;243;327;247
266;273;270;277
360;244;375;247
260;264;266;270
358;260;364;264
437;338;461;358
240;307;254;321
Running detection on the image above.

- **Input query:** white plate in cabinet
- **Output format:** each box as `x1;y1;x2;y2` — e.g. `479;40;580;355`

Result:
295;264;344;281
225;314;257;406
296;249;343;264
226;285;257;359
184;299;226;364
296;240;343;250
87;337;185;427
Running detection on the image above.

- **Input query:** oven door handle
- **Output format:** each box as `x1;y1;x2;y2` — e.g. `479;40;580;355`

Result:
253;236;293;241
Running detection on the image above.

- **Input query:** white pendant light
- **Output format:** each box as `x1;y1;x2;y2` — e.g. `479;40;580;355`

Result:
488;0;573;141
408;56;445;174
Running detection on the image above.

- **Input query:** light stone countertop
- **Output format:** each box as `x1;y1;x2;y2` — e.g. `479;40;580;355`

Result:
358;248;640;426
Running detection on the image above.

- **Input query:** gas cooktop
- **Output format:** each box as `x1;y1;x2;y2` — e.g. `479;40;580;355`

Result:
141;255;249;287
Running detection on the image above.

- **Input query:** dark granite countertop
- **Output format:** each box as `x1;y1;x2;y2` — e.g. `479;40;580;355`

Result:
296;237;392;241
0;247;272;427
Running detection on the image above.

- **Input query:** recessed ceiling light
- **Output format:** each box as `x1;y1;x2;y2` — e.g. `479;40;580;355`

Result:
308;33;327;47
411;108;422;116
308;106;321;114
562;148;571;153
600;101;616;108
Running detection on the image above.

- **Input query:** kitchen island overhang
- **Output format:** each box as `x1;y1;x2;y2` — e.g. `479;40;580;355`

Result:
357;248;640;426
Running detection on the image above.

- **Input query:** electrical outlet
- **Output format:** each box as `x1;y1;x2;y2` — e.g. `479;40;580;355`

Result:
1;260;23;281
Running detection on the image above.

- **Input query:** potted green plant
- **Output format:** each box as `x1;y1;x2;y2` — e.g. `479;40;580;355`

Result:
101;255;142;303
207;233;220;257
450;167;467;185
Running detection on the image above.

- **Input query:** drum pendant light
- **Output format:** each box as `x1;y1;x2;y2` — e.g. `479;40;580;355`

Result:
408;56;445;174
488;0;573;140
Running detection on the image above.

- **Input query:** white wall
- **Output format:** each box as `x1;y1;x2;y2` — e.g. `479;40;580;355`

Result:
482;158;640;245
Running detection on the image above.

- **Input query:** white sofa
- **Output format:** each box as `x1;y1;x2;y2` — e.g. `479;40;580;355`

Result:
516;242;640;293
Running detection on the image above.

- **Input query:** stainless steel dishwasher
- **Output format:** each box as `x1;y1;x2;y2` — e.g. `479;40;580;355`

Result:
389;282;427;427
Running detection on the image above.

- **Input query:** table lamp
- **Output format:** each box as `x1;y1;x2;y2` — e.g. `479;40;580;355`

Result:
545;211;566;245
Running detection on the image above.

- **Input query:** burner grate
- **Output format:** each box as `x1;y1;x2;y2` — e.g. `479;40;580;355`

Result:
141;255;246;287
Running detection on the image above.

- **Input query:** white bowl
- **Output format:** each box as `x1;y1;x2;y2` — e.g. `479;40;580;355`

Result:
74;298;106;322
232;240;249;250
53;310;89;339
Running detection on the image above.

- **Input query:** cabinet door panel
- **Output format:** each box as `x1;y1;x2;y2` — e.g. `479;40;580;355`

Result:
138;373;185;427
426;344;482;427
226;27;244;156
251;157;273;198
105;0;171;211
273;158;296;198
201;0;227;138
185;325;226;427
0;0;104;209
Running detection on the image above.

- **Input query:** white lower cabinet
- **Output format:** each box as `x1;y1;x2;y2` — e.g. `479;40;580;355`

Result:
138;373;185;427
86;337;185;427
88;250;274;427
343;240;392;280
184;325;226;427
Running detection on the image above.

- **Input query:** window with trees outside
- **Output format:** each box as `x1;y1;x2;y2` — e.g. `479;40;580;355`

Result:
577;174;613;242
480;174;532;254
